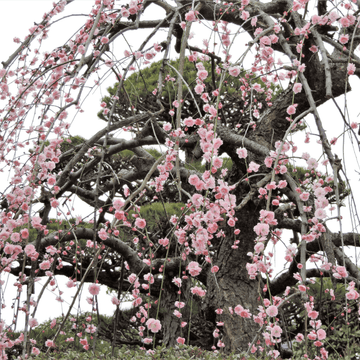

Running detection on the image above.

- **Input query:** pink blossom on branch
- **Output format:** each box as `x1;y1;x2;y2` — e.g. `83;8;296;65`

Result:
187;261;202;276
248;161;260;173
271;325;282;337
253;223;269;236
266;305;278;317
88;283;100;296
317;329;326;340
229;66;240;77
29;318;38;328
39;260;51;270
45;340;55;347
234;304;251;318
185;10;197;22
339;34;349;44
197;69;208;81
293;83;302;94
286;104;297;115
348;63;356;75
135;218;146;229
177;337;185;344
98;228;108;240
191;286;206;297
31;347;40;355
146;318;161;333
237;147;248;159
334;265;348;279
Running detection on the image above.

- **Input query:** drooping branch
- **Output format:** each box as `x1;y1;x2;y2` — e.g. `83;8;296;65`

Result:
24;227;189;278
2;0;75;69
56;112;153;188
269;230;360;295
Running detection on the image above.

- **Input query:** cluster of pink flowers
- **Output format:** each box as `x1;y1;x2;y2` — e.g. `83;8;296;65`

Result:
0;0;359;356
187;261;202;276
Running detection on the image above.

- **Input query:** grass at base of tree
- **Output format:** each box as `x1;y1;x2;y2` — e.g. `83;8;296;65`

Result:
23;344;360;360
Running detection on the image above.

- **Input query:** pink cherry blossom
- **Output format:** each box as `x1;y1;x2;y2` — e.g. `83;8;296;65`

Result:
101;36;109;44
314;208;327;219
308;310;319;319
229;66;240;77
113;198;124;210
340;17;350;27
88;283;100;296
172;277;182;287
286;105;296;115
31;216;42;230
234;304;251;318
237;147;248;159
135;218;146;229
141;337;151;344
248;161;260;173
266;305;278;317
31;347;40;355
306;158;318;170
185;10;196;22
45;340;55;347
271;325;282;337
98;228;108;240
348;63;356;75
299;192;310;201
339;34;349;44
241;10;250;21
197;69;208;81
184;117;195;127
335;265;348;278
189;174;200;186
187;261;202;276
163;122;171;131
254;223;269;236
191;286;206;297
159;237;169;246
317;329;326;340
195;84;204;94
309;45;318;53
146;318;161;333
29;318;38;328
346;289;359;300
111;296;120;305
293;83;302;94
25;244;37;257
144;273;154;284
177;337;185;344
254;242;264;253
40;260;51;270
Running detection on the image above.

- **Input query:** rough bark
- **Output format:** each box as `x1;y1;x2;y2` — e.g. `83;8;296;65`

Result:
205;201;262;352
160;275;190;347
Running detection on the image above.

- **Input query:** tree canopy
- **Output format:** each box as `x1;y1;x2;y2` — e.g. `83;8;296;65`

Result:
1;0;360;359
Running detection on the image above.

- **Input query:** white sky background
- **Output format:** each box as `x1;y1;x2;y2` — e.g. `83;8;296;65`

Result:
0;0;360;330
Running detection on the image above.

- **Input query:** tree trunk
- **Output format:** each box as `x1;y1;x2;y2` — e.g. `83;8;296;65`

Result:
160;275;190;347
205;201;262;353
